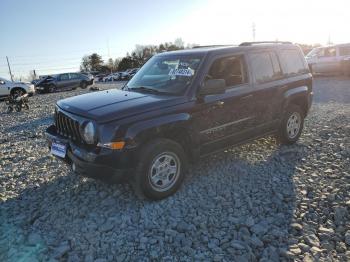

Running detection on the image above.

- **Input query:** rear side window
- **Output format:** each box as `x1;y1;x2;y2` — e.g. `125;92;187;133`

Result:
249;52;282;84
339;46;350;56
279;49;308;76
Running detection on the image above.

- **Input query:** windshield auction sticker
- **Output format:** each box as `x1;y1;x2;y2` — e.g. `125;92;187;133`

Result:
168;68;193;77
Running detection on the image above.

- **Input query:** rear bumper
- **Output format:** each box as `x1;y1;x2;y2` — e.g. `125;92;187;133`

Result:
46;125;134;183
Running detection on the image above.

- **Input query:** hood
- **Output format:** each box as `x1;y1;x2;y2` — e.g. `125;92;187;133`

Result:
36;76;55;86
57;89;186;122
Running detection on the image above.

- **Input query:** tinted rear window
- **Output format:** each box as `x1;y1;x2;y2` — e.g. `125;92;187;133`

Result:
279;49;309;76
249;52;282;84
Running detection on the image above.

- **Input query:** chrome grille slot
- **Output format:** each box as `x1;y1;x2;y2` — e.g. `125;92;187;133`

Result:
55;110;81;142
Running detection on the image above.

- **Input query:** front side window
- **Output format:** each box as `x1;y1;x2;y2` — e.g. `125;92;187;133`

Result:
339;46;350;56
323;47;336;57
279;49;309;76
127;55;202;95
206;55;247;88
249;52;277;84
60;74;69;81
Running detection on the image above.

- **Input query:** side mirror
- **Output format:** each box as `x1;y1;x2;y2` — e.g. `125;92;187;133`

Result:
199;79;226;96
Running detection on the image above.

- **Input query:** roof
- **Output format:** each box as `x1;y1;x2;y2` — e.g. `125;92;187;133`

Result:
156;42;298;57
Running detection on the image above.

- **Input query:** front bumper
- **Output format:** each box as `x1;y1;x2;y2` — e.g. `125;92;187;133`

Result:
46;125;134;183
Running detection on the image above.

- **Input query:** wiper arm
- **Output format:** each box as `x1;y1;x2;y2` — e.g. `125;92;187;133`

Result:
129;86;164;94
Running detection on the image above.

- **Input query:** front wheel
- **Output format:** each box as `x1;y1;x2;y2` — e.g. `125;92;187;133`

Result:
277;104;304;145
131;139;187;200
80;81;87;89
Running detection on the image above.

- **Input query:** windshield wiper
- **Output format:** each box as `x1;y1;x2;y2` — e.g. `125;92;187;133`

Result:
129;86;168;94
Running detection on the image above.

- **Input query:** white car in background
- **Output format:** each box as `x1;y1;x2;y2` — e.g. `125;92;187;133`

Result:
0;77;35;99
306;43;350;75
103;73;120;82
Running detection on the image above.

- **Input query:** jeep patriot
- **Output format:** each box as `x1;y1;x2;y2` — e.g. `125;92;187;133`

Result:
46;42;313;200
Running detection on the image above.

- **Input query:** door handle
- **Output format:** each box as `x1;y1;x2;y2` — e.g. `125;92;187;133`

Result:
241;94;253;100
216;101;225;107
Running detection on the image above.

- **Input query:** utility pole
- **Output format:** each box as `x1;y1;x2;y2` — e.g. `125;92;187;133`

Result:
6;56;13;82
252;22;256;41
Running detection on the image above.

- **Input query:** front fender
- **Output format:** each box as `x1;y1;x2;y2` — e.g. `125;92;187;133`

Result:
124;113;191;144
283;86;309;111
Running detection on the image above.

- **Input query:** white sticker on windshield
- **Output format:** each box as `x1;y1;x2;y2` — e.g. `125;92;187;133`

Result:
168;68;193;77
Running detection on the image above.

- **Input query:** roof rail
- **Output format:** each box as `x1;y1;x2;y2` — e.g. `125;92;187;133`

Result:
239;41;292;46
192;45;232;49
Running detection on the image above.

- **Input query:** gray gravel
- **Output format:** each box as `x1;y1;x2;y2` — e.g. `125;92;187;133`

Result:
0;78;349;261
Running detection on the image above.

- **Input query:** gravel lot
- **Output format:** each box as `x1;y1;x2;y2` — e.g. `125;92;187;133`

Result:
0;78;349;261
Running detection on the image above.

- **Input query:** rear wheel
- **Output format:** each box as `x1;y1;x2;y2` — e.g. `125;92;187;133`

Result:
277;104;304;145
131;138;187;200
48;84;56;93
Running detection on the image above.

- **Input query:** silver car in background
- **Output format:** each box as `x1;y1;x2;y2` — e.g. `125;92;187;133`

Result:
306;43;350;75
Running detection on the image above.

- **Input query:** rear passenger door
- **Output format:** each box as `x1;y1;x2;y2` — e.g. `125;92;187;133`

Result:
247;51;285;134
69;73;81;88
56;74;71;90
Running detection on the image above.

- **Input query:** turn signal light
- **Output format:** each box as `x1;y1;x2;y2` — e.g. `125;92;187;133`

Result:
98;141;125;150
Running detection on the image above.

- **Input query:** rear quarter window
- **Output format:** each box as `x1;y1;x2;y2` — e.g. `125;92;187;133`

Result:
339;46;350;56
279;49;309;77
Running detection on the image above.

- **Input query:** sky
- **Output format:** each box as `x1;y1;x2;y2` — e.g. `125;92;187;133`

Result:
1;0;350;79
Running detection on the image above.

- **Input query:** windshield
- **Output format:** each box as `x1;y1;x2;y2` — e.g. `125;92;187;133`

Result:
126;55;202;95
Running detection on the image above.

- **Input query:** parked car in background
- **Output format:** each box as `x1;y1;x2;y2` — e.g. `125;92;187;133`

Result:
306;43;350;75
103;73;120;82
81;72;95;83
95;74;108;82
0;77;35;99
35;72;93;93
127;68;140;79
118;71;130;80
46;41;313;200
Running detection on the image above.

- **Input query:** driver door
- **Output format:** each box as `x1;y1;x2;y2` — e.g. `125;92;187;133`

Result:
192;54;256;155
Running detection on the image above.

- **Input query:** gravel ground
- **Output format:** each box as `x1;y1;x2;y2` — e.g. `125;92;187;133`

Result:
0;77;349;261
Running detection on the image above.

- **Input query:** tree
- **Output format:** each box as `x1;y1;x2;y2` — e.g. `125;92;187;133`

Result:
118;56;134;71
80;53;104;72
80;55;90;72
89;53;103;71
174;38;185;49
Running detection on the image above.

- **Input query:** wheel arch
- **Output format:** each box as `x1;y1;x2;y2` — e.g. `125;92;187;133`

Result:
283;86;309;117
125;113;198;162
10;87;27;95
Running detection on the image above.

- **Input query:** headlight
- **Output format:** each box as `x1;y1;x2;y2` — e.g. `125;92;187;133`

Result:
81;121;96;144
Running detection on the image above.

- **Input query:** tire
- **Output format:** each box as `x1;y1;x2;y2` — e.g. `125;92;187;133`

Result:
277;104;304;145
15;104;22;112
10;88;26;98
131;138;187;200
6;106;13;113
48;84;56;93
80;81;87;89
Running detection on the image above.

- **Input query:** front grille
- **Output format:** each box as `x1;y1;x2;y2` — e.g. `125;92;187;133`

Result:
55;110;82;142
